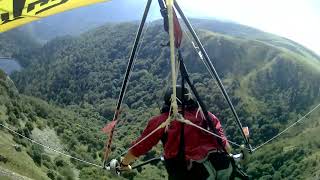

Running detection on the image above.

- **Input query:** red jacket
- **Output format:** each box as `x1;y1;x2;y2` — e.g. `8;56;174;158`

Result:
130;109;229;161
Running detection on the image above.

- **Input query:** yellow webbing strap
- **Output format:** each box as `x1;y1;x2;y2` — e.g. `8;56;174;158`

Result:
166;0;178;115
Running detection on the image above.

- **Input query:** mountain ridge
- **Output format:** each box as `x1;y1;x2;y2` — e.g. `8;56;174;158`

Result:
4;19;320;179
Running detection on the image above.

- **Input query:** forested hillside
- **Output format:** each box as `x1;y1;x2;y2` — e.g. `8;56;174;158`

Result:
0;29;40;58
0;69;113;179
0;68;165;179
3;19;320;179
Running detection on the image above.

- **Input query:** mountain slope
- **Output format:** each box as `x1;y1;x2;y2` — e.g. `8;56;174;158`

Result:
13;21;320;127
17;0;150;42
9;19;320;179
191;19;320;63
0;29;40;58
0;71;50;179
0;70;125;179
246;109;320;179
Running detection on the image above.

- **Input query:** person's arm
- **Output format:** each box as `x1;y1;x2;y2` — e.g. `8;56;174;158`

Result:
120;116;166;168
208;112;232;153
225;141;232;153
119;150;137;171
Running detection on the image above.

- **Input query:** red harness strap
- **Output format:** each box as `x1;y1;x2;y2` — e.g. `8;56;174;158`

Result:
102;112;119;165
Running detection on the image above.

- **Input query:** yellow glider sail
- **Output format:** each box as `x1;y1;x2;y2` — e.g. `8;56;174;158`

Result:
0;0;110;32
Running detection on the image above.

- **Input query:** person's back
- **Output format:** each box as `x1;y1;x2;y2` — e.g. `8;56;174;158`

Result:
120;86;233;179
129;107;231;179
140;109;228;160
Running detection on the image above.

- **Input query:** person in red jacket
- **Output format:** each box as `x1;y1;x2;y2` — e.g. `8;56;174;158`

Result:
119;85;233;179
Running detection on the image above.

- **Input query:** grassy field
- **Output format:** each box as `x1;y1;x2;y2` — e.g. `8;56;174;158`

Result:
0;130;50;180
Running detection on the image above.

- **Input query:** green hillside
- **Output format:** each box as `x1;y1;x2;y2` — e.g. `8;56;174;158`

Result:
4;19;320;179
0;70;124;179
191;19;320;63
1;68;166;179
0;29;40;58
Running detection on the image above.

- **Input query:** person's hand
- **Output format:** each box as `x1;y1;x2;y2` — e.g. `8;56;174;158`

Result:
107;159;120;175
240;145;250;164
118;161;132;171
117;156;132;172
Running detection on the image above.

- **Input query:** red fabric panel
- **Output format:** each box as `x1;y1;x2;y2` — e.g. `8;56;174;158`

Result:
102;120;118;134
130;110;229;161
173;10;182;48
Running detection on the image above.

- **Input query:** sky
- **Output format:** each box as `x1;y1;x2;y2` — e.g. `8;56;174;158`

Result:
170;0;320;55
103;0;319;55
20;0;320;55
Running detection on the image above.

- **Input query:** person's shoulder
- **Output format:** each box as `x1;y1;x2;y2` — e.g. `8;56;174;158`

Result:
207;111;216;117
149;112;169;123
208;111;219;120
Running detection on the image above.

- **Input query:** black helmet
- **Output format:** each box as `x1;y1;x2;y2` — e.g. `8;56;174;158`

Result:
164;85;192;105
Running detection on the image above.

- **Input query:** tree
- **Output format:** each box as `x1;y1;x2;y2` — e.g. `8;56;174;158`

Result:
8;111;19;126
29;144;45;166
0;69;6;80
25;121;34;131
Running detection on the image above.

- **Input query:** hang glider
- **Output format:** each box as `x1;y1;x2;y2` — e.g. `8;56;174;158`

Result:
0;0;110;33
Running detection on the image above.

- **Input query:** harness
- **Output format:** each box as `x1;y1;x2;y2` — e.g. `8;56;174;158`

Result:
103;1;251;178
159;69;248;179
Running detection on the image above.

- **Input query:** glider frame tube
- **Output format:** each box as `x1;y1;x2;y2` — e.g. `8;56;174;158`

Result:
113;0;153;121
178;51;227;152
103;0;153;166
174;1;252;152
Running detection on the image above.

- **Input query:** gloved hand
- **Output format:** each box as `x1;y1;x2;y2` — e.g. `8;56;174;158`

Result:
118;157;132;172
119;161;132;171
107;159;120;175
240;145;250;164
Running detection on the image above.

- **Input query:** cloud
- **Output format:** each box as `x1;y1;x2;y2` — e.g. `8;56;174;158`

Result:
175;0;320;55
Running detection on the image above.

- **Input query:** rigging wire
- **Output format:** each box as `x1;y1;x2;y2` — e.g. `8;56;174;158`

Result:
109;59;180;164
110;104;248;164
104;19;160;166
182;27;224;100
2;103;318;171
106;106;173;166
0;123;103;168
3;102;318;170
182;26;320;152
176;116;249;150
174;1;252;151
253;102;320;151
103;0;153;164
121;21;151;107
111;112;248;165
182;26;244;137
182;28;246;146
